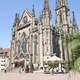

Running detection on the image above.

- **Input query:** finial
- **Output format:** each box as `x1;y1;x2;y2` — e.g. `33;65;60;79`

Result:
32;4;35;17
13;12;19;26
72;11;79;32
72;11;76;26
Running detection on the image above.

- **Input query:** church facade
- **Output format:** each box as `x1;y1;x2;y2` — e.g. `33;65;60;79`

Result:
10;0;78;69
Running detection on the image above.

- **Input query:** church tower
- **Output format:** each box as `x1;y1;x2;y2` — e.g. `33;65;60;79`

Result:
55;0;69;33
55;0;70;61
40;0;53;67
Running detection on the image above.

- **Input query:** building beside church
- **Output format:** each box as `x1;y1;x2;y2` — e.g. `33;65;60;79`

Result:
10;0;78;69
0;48;10;72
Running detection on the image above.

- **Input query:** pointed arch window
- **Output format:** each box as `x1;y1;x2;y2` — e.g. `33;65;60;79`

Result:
18;40;20;54
23;16;28;24
59;11;62;24
21;32;27;53
34;35;38;63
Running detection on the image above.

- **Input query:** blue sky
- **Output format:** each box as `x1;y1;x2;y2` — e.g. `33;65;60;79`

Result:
0;0;80;48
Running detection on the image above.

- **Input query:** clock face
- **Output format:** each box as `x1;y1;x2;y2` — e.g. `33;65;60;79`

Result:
23;16;28;23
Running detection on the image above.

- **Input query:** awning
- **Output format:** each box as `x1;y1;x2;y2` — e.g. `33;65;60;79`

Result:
45;55;63;62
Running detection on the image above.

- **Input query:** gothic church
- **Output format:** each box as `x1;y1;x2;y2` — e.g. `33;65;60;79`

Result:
11;0;78;69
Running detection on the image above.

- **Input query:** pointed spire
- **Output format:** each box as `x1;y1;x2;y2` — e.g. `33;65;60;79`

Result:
72;11;77;26
44;0;49;10
41;0;51;26
72;11;79;32
13;13;20;27
32;5;36;27
15;13;19;22
56;0;58;8
32;5;35;17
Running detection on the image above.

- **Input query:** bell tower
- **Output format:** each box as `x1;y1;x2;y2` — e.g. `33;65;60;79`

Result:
39;0;53;68
55;0;69;33
55;0;70;61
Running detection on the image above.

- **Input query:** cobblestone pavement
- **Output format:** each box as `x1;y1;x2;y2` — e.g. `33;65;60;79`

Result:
0;71;79;80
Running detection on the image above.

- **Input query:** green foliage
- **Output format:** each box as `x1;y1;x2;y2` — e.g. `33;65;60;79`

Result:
67;32;80;71
47;61;53;68
74;58;80;72
72;45;80;61
47;61;59;69
68;33;80;43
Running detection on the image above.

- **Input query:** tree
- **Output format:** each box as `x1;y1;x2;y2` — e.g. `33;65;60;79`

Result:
74;57;80;72
67;33;80;71
47;61;59;69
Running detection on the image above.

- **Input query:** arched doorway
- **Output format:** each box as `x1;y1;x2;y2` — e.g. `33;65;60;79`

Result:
14;61;20;68
19;60;25;68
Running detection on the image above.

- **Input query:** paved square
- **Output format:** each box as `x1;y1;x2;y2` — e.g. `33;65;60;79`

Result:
0;71;79;80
